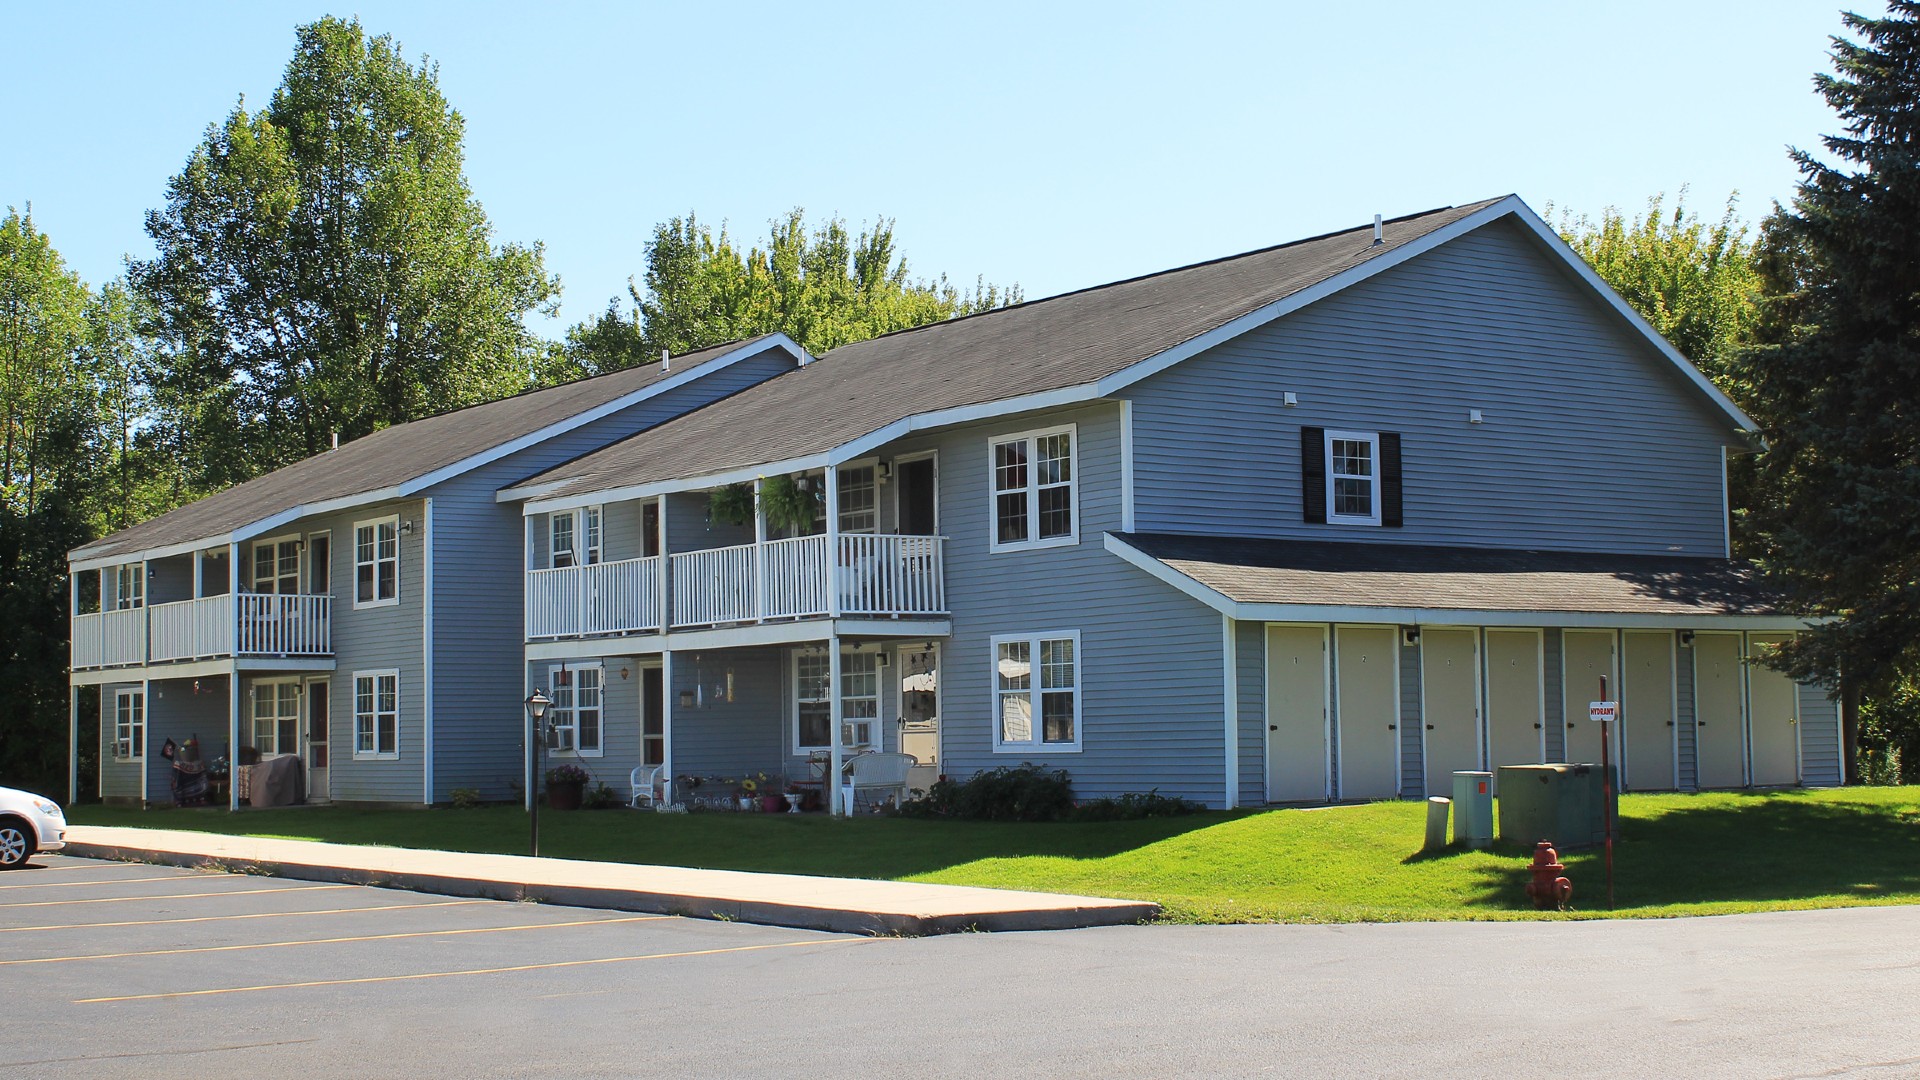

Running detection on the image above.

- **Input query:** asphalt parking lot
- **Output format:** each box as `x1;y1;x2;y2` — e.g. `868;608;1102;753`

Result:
8;853;1920;1079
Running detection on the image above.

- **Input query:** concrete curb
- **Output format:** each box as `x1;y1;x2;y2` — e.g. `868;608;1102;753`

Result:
61;831;1160;936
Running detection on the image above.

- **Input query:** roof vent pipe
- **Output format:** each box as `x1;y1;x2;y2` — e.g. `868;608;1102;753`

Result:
331;431;339;450
1373;214;1384;246
661;348;670;372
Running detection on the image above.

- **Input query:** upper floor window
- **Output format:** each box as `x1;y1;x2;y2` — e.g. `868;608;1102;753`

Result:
1301;427;1403;528
115;564;145;610
354;517;399;608
838;465;877;534
549;507;602;569
990;425;1076;551
993;631;1081;752
253;538;302;594
549;664;602;756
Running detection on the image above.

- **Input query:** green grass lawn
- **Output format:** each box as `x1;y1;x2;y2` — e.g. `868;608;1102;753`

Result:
69;785;1920;924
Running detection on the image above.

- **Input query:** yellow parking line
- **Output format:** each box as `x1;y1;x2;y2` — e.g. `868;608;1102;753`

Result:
78;938;863;1002
0;874;210;891
8;914;673;965
0;884;354;909
0;899;487;934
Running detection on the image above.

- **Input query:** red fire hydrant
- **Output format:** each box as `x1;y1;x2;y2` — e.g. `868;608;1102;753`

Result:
1525;840;1573;911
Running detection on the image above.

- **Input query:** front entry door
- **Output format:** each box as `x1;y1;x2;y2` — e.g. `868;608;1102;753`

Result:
1335;626;1399;800
1622;631;1677;791
1421;628;1481;796
1265;625;1328;802
1485;629;1545;791
898;644;940;794
1693;633;1747;788
306;679;330;801
1747;633;1801;786
1561;630;1617;764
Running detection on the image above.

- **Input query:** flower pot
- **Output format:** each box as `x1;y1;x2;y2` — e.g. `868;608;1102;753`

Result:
737;796;756;812
760;794;785;813
547;780;584;811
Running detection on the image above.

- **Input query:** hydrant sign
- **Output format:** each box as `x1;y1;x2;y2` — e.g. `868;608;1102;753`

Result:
1589;701;1619;723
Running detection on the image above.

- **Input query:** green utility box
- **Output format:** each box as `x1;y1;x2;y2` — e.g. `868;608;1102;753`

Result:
1496;764;1619;850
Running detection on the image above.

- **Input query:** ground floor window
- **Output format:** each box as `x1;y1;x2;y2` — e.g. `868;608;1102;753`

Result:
113;689;145;759
794;648;879;752
549;664;603;755
251;680;301;756
993;631;1081;751
353;670;399;759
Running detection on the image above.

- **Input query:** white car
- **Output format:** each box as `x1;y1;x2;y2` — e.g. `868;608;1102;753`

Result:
0;786;66;869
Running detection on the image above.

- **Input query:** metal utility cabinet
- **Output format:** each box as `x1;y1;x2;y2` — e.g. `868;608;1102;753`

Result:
1497;764;1619;850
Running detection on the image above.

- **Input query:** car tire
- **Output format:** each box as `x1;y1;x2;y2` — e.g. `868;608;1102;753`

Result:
0;817;34;870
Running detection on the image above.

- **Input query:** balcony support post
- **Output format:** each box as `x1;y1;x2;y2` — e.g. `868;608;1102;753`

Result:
828;634;844;816
68;685;79;806
228;663;240;812
661;648;676;807
752;479;766;623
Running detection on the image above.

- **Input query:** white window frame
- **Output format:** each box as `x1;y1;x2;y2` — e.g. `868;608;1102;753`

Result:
115;563;145;610
548;506;602;569
112;688;145;760
251;534;303;594
988;423;1078;553
792;648;879;754
837;462;878;535
352;669;400;760
1324;429;1382;527
991;630;1083;753
353;515;400;608
250;678;302;756
547;663;604;757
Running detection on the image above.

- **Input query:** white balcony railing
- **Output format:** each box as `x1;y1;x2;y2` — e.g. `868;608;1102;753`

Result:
71;593;332;670
525;534;948;639
527;556;662;639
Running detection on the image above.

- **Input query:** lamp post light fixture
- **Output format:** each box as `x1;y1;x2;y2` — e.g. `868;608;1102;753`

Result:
525;688;552;858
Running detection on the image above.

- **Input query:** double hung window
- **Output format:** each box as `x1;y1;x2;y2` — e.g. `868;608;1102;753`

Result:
990;426;1076;551
251;680;301;756
1325;430;1380;526
549;507;602;569
354;517;399;607
353;670;399;758
548;664;603;755
793;648;878;752
113;689;145;759
114;564;145;610
993;631;1081;752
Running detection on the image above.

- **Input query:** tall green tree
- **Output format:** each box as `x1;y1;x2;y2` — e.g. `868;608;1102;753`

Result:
1729;2;1920;780
554;210;1019;378
133;17;558;489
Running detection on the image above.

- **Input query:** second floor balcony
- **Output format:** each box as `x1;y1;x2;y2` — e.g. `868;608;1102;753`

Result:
526;533;945;640
72;593;333;671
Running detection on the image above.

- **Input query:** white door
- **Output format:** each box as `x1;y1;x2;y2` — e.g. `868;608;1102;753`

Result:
1485;629;1545;791
1421;628;1481;797
1336;626;1400;800
897;644;940;794
305;679;330;802
1561;630;1617;764
1747;633;1801;786
1693;633;1747;789
1265;625;1328;802
1622;631;1677;791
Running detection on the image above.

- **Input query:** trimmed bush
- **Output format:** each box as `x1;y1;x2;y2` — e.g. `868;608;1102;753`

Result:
1068;790;1204;822
896;764;1076;822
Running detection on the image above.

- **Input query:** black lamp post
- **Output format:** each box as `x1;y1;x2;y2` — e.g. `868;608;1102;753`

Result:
525;688;551;857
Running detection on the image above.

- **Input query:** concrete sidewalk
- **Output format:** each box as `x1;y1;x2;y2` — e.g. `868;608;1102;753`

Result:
60;825;1159;935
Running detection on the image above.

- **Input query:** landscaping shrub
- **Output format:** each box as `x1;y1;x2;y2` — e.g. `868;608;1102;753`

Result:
582;782;624;810
1068;790;1205;822
896;763;1076;821
448;787;482;809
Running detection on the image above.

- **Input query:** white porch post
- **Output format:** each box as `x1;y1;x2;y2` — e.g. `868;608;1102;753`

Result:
656;496;670;631
828;634;844;816
661;649;676;807
227;543;240;812
825;467;841;620
192;550;203;599
752;479;766;622
68;685;79;806
140;677;151;807
1222;615;1239;810
523;662;535;812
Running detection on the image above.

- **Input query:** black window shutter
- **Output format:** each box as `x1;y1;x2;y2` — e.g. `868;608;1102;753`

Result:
1301;427;1326;524
1380;433;1404;527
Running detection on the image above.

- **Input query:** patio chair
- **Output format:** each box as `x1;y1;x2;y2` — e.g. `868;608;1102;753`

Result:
629;765;667;809
840;752;916;813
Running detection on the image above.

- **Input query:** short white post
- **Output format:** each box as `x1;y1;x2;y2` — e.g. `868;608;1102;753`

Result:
1424;797;1451;852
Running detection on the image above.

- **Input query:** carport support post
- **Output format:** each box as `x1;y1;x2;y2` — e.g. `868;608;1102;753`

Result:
228;542;241;812
829;636;844;816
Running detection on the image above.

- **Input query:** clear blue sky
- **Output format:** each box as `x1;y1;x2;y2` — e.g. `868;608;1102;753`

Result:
3;1;1847;339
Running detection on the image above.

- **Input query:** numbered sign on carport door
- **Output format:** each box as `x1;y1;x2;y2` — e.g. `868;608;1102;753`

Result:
1265;625;1328;803
1420;628;1480;796
1336;626;1400;800
1485;629;1545;791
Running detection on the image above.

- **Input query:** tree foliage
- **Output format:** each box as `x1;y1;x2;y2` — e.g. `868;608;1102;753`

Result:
1726;3;1920;776
132;16;557;490
553;210;1019;378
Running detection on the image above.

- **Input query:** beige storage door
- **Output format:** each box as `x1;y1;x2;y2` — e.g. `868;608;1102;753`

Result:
1693;633;1747;788
1622;631;1677;791
1421;628;1481;796
1336;626;1400;800
1265;625;1328;802
1485;630;1544;789
1561;630;1616;764
1747;633;1801;786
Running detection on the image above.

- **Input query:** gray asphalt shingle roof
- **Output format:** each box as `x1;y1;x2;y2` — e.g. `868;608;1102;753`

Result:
1113;533;1788;617
72;337;778;563
511;199;1508;502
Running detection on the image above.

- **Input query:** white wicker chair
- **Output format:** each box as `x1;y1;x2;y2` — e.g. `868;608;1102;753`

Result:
629;765;667;809
840;752;916;813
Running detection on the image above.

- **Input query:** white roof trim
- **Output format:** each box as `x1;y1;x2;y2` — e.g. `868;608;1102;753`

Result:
1102;534;1816;631
71;334;811;568
518;196;1754;510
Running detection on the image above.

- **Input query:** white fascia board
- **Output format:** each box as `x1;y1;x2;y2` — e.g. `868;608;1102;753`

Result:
72;535;227;574
1105;534;1821;631
520;453;835;516
406;335;809;498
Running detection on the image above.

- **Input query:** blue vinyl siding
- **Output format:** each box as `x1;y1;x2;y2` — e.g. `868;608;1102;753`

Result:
97;685;141;800
1234;621;1264;802
1121;218;1740;556
144;675;232;801
1799;683;1843;787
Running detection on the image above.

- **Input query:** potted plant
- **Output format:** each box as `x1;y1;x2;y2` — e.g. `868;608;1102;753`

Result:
546;763;589;810
755;773;785;813
736;775;760;811
707;483;755;527
759;474;819;535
